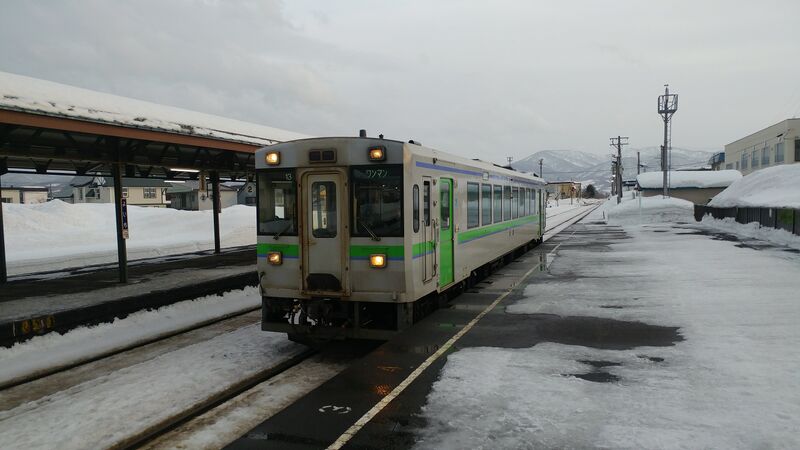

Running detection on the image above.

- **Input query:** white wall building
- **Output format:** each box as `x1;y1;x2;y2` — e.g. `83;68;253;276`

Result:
724;118;799;175
0;186;49;204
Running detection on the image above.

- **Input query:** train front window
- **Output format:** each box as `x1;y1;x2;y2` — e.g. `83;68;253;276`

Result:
352;165;403;237
258;169;297;236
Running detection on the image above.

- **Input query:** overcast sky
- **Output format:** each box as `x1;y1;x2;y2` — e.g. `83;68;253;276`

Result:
1;0;798;164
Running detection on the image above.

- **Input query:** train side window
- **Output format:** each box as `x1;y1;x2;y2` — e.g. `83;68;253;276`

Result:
532;189;538;214
503;186;511;221
522;188;527;216
481;184;492;226
523;188;528;216
493;185;502;223
423;181;431;226
413;184;420;233
467;182;480;229
440;182;451;229
511;187;519;219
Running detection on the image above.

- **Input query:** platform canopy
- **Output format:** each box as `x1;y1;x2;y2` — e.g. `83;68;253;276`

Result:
0;71;309;180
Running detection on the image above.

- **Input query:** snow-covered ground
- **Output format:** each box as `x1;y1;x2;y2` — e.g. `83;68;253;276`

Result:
606;195;694;225
2;200;256;275
0;311;302;449
415;199;800;449
0;287;260;387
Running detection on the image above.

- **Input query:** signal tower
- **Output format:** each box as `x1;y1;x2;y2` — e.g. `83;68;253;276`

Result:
657;84;678;197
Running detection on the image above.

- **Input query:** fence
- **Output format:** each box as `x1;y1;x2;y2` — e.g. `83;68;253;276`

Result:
694;205;800;236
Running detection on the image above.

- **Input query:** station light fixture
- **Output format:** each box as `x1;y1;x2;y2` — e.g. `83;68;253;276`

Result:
266;151;281;165
369;254;387;268
368;146;386;161
267;251;283;265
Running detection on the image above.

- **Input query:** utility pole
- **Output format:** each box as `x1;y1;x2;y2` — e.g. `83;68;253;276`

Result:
637;151;641;175
538;158;543;179
610;136;628;204
658;84;678;198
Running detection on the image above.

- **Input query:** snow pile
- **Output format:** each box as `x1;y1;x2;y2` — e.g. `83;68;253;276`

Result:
708;164;800;208
637;170;741;189
416;225;800;448
0;287;260;387
699;217;800;250
3;200;256;275
0;71;309;146
606;196;694;225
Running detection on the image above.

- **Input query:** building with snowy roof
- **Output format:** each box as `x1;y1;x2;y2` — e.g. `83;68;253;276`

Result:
724;118;799;175
58;176;172;207
636;170;742;205
166;180;238;211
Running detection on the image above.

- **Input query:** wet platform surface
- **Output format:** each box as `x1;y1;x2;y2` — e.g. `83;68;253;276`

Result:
226;220;630;449
0;246;256;346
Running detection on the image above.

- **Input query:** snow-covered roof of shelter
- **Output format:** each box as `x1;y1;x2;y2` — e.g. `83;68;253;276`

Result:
637;170;742;189
709;164;800;209
0;71;310;147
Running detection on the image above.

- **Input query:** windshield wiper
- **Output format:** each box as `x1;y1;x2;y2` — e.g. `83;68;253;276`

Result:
358;217;381;241
273;222;292;240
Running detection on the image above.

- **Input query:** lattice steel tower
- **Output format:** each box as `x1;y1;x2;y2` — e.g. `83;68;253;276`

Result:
657;84;678;197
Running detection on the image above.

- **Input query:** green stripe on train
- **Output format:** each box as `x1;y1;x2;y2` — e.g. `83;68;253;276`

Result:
349;245;404;258
412;240;435;257
457;215;540;244
257;243;300;257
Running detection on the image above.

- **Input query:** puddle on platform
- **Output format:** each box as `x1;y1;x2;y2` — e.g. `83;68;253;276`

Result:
564;371;620;383
464;313;683;351
578;359;622;368
534;315;684;350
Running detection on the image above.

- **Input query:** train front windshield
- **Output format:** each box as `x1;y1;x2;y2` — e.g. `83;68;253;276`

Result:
258;169;297;236
351;165;403;237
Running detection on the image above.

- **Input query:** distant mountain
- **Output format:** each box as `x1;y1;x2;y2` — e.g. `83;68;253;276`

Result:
512;147;717;193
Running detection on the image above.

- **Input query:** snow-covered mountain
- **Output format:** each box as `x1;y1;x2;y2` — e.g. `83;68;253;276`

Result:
513;147;717;193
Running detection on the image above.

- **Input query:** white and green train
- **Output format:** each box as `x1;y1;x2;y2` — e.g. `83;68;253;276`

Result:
256;134;546;341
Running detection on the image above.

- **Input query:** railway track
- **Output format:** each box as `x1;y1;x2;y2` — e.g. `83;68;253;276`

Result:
117;348;318;450
0;305;261;390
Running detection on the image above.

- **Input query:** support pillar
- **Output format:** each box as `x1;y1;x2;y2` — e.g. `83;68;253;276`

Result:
211;171;221;254
112;164;128;283
0;191;6;284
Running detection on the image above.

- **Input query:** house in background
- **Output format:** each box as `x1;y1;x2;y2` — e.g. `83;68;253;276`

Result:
546;181;582;200
55;176;171;207
0;186;49;204
636;170;742;205
166;180;238;210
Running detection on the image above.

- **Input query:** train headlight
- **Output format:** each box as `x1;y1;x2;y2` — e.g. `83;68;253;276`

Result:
267;251;283;265
368;146;386;161
265;151;281;165
369;254;387;268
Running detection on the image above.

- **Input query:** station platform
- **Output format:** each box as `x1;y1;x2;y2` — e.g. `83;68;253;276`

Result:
0;246;257;346
226;217;690;449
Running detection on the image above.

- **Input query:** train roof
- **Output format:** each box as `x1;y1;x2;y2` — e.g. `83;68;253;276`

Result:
259;136;546;185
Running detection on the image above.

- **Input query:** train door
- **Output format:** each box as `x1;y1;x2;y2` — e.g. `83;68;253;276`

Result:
421;178;435;282
438;178;454;287
301;170;347;294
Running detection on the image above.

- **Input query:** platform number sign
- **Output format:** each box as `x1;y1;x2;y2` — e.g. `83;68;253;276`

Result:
121;198;129;239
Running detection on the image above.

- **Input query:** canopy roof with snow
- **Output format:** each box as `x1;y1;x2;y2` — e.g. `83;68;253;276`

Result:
709;164;800;209
637;170;742;190
0;71;309;147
